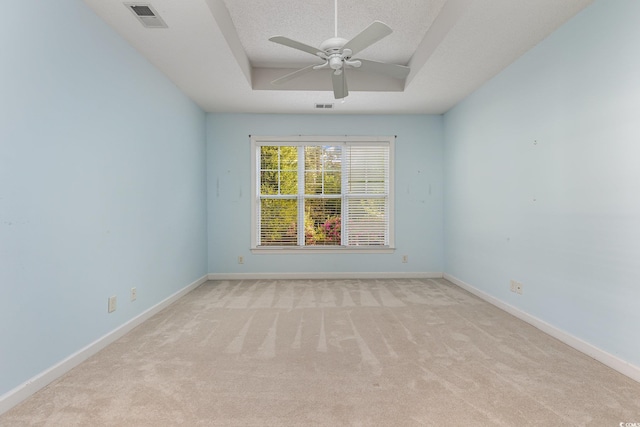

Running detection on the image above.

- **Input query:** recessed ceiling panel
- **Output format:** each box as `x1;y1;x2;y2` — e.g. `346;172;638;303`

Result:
221;0;446;68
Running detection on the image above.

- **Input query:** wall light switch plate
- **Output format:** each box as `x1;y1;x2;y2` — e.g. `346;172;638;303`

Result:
108;296;117;313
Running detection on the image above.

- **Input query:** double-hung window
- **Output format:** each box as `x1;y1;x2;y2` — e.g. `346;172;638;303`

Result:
251;136;394;252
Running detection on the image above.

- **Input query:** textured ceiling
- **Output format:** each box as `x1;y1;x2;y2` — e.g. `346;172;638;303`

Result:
81;0;594;114
223;0;446;68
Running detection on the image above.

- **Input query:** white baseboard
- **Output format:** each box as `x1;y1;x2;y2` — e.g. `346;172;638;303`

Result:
207;272;444;281
0;274;208;416
444;273;640;384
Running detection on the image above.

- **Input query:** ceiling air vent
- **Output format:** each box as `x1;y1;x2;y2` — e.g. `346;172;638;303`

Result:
315;103;334;109
125;3;168;28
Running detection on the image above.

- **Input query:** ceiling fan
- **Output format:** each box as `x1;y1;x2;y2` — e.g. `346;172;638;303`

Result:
268;0;410;99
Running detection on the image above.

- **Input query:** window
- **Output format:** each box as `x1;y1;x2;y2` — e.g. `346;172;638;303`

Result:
251;136;394;252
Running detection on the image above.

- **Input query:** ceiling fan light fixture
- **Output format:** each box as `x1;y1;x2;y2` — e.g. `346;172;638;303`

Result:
329;56;343;70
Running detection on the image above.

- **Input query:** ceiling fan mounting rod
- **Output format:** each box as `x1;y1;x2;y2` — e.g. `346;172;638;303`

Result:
334;0;338;38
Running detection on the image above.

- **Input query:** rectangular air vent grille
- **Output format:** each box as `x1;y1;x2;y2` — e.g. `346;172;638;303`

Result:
131;5;154;16
125;3;168;28
315;103;334;109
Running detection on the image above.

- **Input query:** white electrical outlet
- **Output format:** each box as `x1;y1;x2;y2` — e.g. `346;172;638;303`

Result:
238;256;244;264
402;255;408;263
510;280;517;292
131;287;137;301
108;296;117;313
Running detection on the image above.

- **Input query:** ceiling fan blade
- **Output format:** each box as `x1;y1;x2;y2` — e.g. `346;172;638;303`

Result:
342;21;392;56
332;70;348;99
269;36;323;57
356;59;410;79
271;64;317;85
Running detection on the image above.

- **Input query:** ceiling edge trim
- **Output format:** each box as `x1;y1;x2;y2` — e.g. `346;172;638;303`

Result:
406;0;474;87
252;67;405;92
205;0;252;85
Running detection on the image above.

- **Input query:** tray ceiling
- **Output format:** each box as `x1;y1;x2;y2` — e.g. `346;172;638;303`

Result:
81;0;593;114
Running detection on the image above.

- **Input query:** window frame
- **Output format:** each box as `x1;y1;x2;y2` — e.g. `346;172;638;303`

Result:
250;135;395;254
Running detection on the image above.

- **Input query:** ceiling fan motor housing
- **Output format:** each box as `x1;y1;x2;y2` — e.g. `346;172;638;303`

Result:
320;37;348;53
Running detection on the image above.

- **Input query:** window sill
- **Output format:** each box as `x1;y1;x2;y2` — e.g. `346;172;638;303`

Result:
251;246;395;255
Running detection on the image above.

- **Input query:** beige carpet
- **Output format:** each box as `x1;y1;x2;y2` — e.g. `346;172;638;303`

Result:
2;278;640;426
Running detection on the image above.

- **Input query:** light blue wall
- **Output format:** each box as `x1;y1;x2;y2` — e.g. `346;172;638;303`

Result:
207;114;443;274
4;0;637;403
0;0;208;395
443;0;640;366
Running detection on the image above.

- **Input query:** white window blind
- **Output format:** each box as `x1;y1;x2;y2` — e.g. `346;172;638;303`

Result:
344;145;389;246
251;136;394;251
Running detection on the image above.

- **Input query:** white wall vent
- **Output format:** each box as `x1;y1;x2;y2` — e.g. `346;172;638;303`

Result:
315;104;334;109
125;3;168;28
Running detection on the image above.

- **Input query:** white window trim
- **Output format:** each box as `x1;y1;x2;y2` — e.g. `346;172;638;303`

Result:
250;135;395;254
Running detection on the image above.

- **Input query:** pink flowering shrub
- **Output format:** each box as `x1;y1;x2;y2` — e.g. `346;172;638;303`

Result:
305;215;341;245
322;216;341;243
